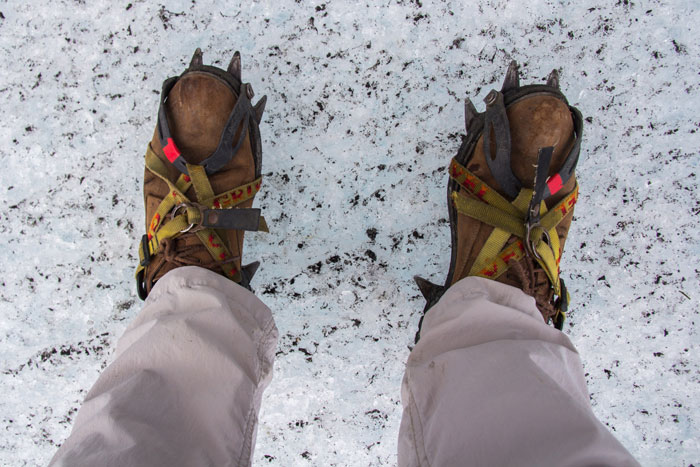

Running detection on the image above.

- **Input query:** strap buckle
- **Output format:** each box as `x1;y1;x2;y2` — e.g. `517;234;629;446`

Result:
170;202;205;233
524;146;555;261
524;221;550;261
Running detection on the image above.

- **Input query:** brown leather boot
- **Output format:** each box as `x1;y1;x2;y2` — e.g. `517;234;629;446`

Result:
135;49;268;299
415;61;584;341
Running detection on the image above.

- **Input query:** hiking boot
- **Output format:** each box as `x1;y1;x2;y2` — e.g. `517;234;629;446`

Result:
415;61;584;341
135;49;269;299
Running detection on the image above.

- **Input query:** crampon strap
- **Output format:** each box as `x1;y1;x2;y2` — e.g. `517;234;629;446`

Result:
135;141;268;299
449;154;578;329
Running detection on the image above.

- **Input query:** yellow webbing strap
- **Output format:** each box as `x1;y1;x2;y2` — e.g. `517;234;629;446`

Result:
468;190;533;276
187;164;215;202
533;227;561;295
453;190;569;292
450;158;579;297
449;159;521;217
451;193;527;237
147;173;193;240
195;230;241;282
136;144;265;282
144;145;263;211
187;163;243;281
473;239;526;279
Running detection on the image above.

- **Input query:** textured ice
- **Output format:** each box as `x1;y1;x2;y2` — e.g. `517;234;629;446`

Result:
0;0;698;465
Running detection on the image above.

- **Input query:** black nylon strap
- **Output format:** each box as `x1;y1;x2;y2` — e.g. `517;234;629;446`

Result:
524;147;554;260
482;90;522;199
199;83;253;175
539;106;583;198
554;278;568;330
201;207;262;231
156;77;178;153
556;106;583;188
527;147;554;225
481;87;584;200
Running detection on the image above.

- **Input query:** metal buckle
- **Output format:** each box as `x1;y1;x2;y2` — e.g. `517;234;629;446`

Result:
524;221;550;261
170;203;205;233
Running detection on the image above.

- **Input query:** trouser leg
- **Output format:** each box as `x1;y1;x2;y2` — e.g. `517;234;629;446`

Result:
50;266;278;467
398;276;639;467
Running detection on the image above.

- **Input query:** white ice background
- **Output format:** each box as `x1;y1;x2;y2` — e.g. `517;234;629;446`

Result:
0;0;698;465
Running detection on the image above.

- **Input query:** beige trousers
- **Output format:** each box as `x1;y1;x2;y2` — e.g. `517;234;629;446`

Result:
50;267;638;466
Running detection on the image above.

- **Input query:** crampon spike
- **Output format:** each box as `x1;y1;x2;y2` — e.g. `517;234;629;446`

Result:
414;276;441;301
189;48;203;68
502;60;520;92
227;51;241;81
242;261;260;282
464;98;478;132
254;96;267;123
546;69;560;89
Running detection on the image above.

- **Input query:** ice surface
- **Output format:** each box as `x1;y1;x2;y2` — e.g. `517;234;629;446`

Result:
0;0;698;465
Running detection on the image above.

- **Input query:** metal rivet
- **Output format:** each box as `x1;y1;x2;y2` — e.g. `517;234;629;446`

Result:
485;90;498;106
208;212;219;224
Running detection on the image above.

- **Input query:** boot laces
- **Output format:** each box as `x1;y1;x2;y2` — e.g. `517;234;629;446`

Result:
507;255;557;322
160;236;238;271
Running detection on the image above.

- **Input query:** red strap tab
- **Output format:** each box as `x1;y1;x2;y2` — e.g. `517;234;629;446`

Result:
163;138;181;163
546;173;563;195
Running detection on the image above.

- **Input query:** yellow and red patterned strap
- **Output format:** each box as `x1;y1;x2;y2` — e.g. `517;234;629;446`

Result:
449;158;578;310
136;144;265;283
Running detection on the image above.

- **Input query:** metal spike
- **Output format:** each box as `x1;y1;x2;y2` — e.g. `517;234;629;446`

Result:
501;60;520;92
189;48;203;68
227;51;241;81
253;96;267;123
546;69;560;89
414;276;441;301
464;98;478;132
242;261;260;282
